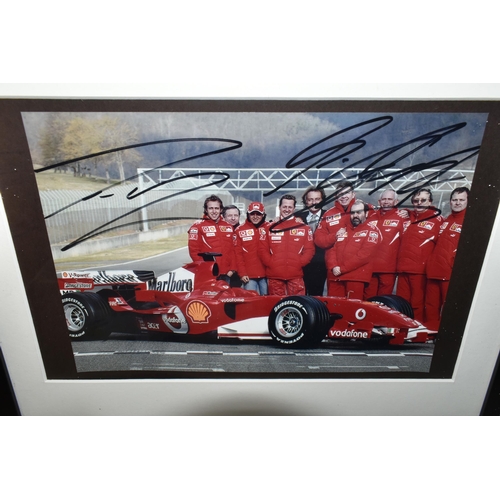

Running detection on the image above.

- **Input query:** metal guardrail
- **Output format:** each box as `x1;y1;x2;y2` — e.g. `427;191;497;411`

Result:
38;184;227;245
39;164;475;246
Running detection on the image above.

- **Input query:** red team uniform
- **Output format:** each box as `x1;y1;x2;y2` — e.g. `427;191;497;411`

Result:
424;209;466;329
314;198;357;254
364;207;409;298
188;217;236;275
259;216;315;296
325;219;381;300
234;219;270;281
396;207;444;322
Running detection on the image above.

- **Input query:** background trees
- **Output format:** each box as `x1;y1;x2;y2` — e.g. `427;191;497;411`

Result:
38;113;143;182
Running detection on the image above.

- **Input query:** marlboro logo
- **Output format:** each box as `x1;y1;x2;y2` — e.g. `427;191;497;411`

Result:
156;269;195;293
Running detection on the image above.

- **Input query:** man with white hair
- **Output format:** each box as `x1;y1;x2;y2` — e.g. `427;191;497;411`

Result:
364;189;409;298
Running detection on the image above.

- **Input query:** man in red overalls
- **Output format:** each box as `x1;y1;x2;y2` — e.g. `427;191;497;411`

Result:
234;201;270;295
188;195;237;280
259;194;314;296
326;200;381;300
425;187;469;330
396;188;444;323
314;180;357;267
364;189;409;298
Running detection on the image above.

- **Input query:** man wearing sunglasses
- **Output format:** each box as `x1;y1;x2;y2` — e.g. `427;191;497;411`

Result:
396;188;444;323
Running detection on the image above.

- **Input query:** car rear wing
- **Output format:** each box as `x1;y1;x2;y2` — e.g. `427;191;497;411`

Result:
57;270;156;293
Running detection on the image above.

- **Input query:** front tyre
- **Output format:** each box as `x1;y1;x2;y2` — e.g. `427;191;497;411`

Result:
62;292;112;340
366;294;414;319
365;294;414;345
268;296;331;348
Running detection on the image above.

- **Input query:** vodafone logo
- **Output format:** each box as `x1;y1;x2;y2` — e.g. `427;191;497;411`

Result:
330;329;369;339
161;306;188;334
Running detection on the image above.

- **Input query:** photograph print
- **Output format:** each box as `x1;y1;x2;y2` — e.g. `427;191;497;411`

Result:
18;105;490;378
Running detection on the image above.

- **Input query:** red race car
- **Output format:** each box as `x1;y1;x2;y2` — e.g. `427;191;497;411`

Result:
58;253;436;347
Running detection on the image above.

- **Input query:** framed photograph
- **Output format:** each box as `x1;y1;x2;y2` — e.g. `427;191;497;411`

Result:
1;88;500;414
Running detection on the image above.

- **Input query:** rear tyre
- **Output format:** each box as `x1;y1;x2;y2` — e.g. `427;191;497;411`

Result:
268;296;331;348
62;292;112;340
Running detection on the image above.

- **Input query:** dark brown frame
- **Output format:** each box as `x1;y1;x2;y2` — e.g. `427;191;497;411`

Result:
1;98;499;381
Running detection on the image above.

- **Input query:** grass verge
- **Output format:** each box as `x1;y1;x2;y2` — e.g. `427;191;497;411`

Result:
55;233;188;270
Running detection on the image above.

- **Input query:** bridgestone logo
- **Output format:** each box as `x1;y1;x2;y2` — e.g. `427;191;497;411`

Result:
274;300;304;312
63;297;88;311
64;282;93;289
331;329;368;339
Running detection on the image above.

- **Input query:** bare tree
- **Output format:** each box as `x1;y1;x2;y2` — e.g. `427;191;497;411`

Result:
98;116;142;183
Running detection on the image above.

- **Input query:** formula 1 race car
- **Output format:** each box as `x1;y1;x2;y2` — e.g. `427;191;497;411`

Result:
58;253;436;347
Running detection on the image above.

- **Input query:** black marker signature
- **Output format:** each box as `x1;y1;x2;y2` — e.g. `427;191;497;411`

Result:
59;172;230;251
41;138;242;219
265;117;479;230
264;117;475;201
38;118;481;247
35;138;242;174
38;138;240;249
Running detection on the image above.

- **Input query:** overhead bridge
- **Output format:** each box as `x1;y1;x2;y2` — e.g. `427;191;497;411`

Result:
138;165;475;206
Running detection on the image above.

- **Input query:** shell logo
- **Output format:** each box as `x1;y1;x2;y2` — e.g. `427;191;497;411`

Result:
187;301;211;323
